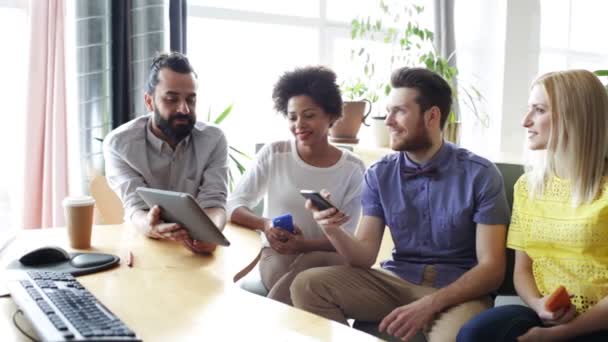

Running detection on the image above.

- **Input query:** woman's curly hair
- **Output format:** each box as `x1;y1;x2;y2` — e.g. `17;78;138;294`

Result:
272;66;342;119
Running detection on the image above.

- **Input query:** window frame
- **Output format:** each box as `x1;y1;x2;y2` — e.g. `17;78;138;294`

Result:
539;0;608;72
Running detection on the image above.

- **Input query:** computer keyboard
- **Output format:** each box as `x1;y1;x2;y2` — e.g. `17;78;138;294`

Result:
6;270;140;341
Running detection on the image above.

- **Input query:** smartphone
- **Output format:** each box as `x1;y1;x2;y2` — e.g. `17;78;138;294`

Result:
300;190;337;211
545;285;571;312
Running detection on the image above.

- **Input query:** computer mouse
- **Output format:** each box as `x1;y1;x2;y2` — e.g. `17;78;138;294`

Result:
19;246;71;266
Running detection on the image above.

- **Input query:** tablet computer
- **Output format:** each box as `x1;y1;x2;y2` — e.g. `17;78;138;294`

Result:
136;187;230;246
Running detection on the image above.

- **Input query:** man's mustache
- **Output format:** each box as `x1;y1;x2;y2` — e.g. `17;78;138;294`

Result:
169;113;194;124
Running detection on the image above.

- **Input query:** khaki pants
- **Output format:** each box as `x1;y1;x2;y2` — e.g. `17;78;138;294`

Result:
291;265;492;342
259;247;346;305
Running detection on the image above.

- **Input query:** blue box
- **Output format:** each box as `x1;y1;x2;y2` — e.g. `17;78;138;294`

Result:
272;213;294;234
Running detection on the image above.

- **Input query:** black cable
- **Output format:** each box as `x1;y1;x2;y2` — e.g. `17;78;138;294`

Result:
12;309;39;342
0;292;11;298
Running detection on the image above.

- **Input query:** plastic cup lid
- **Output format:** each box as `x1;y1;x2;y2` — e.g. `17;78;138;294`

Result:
63;196;95;207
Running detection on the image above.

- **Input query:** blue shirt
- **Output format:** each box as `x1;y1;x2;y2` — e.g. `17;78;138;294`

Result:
362;142;510;287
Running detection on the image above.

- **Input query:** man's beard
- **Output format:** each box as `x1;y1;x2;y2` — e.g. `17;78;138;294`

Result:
391;122;432;152
154;108;195;143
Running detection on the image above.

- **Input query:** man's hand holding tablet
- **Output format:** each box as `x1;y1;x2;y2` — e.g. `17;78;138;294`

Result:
135;187;230;254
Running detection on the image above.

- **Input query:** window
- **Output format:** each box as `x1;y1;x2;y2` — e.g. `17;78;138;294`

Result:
186;0;432;157
72;0;112;193
187;15;320;150
539;0;608;73
189;0;319;18
0;0;28;229
453;0;505;160
452;1;607;163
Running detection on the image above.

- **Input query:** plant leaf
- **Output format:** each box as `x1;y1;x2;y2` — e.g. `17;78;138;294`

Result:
228;168;235;192
229;154;246;173
594;70;608;76
229;146;252;159
214;104;233;124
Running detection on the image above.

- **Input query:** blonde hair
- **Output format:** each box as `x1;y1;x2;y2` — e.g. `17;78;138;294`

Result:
527;69;608;205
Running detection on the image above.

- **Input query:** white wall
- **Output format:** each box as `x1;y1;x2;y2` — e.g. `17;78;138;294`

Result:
455;0;540;164
499;0;540;163
455;0;507;160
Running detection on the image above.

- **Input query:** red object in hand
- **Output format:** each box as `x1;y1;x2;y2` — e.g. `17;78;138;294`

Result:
545;285;571;312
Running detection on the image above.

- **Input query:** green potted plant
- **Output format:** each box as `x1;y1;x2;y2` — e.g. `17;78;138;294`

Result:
344;0;488;144
206;104;251;191
340;78;391;147
329;78;372;144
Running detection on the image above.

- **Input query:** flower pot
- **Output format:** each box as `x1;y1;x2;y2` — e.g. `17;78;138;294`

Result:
370;116;390;147
329;100;372;144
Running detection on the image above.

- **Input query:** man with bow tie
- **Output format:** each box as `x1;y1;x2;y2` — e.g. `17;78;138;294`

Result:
292;67;510;342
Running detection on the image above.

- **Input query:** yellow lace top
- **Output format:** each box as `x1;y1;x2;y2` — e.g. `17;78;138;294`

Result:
507;175;608;313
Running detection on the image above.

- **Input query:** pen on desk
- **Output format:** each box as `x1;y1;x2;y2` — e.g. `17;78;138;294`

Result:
127;251;134;267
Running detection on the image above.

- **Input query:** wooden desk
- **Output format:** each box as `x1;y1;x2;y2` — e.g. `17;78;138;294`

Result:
0;224;380;341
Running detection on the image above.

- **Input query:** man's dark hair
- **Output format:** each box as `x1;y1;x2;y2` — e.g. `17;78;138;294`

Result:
145;52;197;94
390;67;453;129
272;66;342;120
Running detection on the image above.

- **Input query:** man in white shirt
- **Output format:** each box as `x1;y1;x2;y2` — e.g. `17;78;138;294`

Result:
103;52;228;253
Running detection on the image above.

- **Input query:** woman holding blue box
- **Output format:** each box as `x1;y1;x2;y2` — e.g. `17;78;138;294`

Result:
227;66;365;305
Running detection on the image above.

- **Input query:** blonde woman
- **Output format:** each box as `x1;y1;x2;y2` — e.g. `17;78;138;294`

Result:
458;69;608;341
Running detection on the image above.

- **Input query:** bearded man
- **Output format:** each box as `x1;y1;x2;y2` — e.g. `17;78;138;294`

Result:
104;52;228;253
291;67;511;342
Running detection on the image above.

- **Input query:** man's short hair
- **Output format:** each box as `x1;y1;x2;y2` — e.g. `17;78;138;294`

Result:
390;67;453;129
145;52;197;94
272;66;343;120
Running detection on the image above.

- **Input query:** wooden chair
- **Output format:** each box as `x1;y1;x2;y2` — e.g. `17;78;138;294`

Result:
89;175;124;225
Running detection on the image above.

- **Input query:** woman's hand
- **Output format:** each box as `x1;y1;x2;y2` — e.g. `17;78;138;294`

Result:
531;295;577;325
263;221;289;242
274;226;304;254
264;224;303;254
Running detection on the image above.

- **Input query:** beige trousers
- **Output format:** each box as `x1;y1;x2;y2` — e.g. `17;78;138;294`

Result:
259;247;346;305
291;265;492;342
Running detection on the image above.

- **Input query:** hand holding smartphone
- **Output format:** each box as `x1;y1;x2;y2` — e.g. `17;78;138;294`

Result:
300;190;337;211
545;285;572;312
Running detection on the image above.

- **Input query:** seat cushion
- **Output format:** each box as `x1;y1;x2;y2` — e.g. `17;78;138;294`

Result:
238;267;269;297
